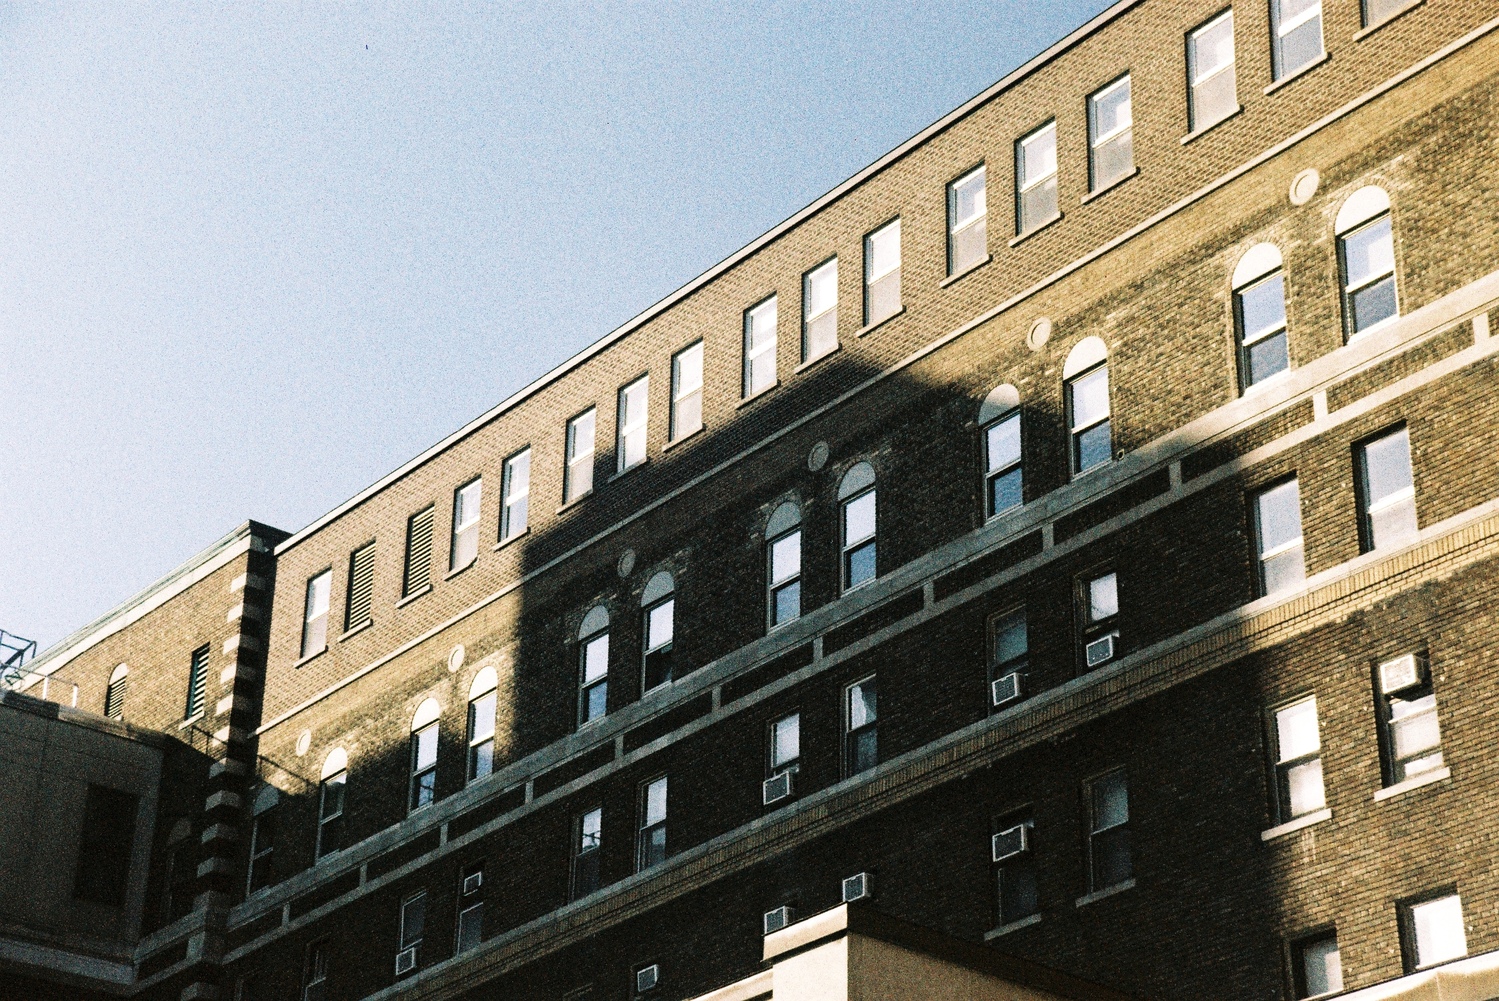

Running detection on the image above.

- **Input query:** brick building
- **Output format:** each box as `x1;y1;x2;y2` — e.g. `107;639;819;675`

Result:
8;0;1499;998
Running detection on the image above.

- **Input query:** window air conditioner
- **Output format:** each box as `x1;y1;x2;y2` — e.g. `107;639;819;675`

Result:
842;872;873;903
991;671;1022;707
762;770;795;805
763;905;794;936
991;823;1030;863
462;871;483;896
635;964;660;993
1084;632;1116;668
1378;653;1420;693
394;947;417;975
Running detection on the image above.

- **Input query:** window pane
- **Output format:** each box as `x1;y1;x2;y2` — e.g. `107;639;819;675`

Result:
1257;480;1303;553
1191;12;1235;81
989;467;1023;516
1277;698;1321;760
1090;78;1131;141
583;682;607;723
1351;276;1398;333
747;299;778;353
951;167;986;228
568;411;595;460
1020;125;1057;185
1192;65;1238;129
321;774;346;819
806;259;837;317
866;220;900;281
1240;275;1287;340
644;778;668;826
674;342;703;395
772;715;800;768
306;572;330;620
401;894;426;948
999;864;1039;925
1370;495;1418;549
1390;696;1440;759
1286;758;1326;815
1413;895;1467;967
1344;218;1394;288
1091;771;1128;831
1076;421;1112;472
469;692;496;743
1247;332;1290;386
771;532;801;585
773;581;801;626
1089;573;1119;622
647;600;674;650
1070;368;1110;429
849;680;877;729
846;542;877;588
1263;547;1307;594
457;904;483;953
844;491;876;545
993;613;1028;665
583;634;609;684
581;808;602;850
1092;132;1133;190
469;740;493;780
413;725;438;770
1092;827;1132;887
1363;429;1413;504
1300;936;1343;997
986;414;1021;473
455;480;481;529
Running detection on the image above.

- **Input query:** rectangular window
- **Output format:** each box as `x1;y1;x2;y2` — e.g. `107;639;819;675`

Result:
402;506;435;598
993;814;1038;926
1080;571;1120;669
1271;696;1325;822
1292;931;1344;998
1357;427;1417;551
1236;270;1289;388
1088;75;1133;191
302;941;328;1001
642;597;676;693
1066;365;1111;475
1015;122;1058;234
863;219;901;327
1341;214;1398;336
565;409;596;503
1376;654;1443;785
1086;770;1131;892
468;686;496;783
841;487;877;591
185;644;210;719
670;342;703;441
984;409;1023;517
301;570;331;658
743;296;778;398
450;478;482;572
768;526;802;629
579;627;609;727
344;541;376;630
1187;11;1237;132
409;722;438;812
1271;0;1324;80
247;807;275;894
989;609;1028;708
1253;479;1305;596
396;891;425;974
845;677;878;775
572;807;603;899
316;769;346;859
637;777;668;871
1404;893;1467;971
947;166;988;275
500;449;530;542
617;375;649;473
770;713;800;775
456;863;484;953
1363;0;1408;27
802;258;838;362
72;784;138;906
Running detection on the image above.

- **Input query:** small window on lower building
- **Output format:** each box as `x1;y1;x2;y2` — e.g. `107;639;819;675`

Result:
845;677;878;775
1403;892;1467;971
642;594;675;693
1357;426;1417;552
1086;770;1131;893
993;814;1038;926
572;807;603;900
983;409;1022;518
637;777;668;872
302;940;329;1001
1270;696;1325;823
396;891;425;975
1375;654;1443;785
1079;571;1120;670
1292;930;1344;998
456;862;484;953
1253;478;1305;596
73;783;138;906
989;609;1027;709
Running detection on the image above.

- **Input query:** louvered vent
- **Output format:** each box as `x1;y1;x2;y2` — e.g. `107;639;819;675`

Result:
404;507;435;597
185;644;210;718
346;542;376;628
105;676;128;719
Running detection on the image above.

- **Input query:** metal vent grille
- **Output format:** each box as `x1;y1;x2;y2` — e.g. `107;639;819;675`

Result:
346;542;376;628
185;644;210;718
403;507;435;597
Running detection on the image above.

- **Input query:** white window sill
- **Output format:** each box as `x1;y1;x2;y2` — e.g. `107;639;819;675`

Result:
444;560;475;582
794;344;841;373
339;619;373;642
1347;313;1400;342
292;647;327;670
1080;167;1139;205
1009;212;1063;248
736;384;780;408
1075;878;1134;908
940;254;992;288
555;490;594;515
1264;52;1330;96
1180;106;1244;146
1261;807;1332;841
983;913;1041;940
1354;0;1423;40
855;307;905;338
1373;765;1450;802
395;585;432;609
178;713;206;730
661;426;705;452
493;528;529;552
609;457;649;483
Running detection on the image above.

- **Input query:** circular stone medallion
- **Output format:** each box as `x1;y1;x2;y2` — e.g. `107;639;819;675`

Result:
448;644;466;673
1289;168;1320;206
617;549;636;578
295;730;311;757
1027;317;1052;352
807;442;830;472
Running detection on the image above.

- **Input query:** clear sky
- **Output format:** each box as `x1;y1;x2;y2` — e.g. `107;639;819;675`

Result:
0;1;1110;652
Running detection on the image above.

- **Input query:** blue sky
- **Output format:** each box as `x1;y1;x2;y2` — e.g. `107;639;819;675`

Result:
0;1;1109;651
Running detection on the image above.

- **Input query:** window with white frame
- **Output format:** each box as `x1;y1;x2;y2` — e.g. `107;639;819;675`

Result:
864;219;902;327
409;698;439;812
839;463;877;592
1234;245;1290;389
1375;653;1443;786
1088;75;1133;191
1271;0;1324;80
316;749;347;859
467;667;498;783
565;409;596;503
500;448;531;542
572;806;603;899
803;258;838;362
396;890;426;975
1363;0;1408;27
456;862;484;953
670;341;703;441
1080;571;1120;669
1187;11;1237;131
845;677;878;775
993;812;1038;926
1016;122;1058;234
1357;426;1417;552
989;609;1028;709
246;785;278;895
766;501;802;630
641;572;676;694
770;713;800;777
637;776;668;871
301;570;331;659
1253;478;1305;596
948;166;988;275
1338;193;1398;338
1067;363;1111;475
1292;930;1344;998
743;296;778;398
617;376;649;473
1404;893;1467;970
1270;696;1325;823
984;408;1023;518
1086;769;1131;892
578;606;610;727
451;477;482;572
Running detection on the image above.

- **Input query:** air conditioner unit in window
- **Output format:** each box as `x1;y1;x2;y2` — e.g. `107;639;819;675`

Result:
1378;653;1421;693
991;671;1023;707
763;905;794;936
842;872;873;903
1084;632;1117;668
762;770;796;805
462;871;483;896
635;964;660;993
991;823;1030;863
394;947;417;975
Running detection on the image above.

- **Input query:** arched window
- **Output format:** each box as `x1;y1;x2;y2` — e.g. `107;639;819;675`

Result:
467;667;498;783
1233;244;1289;390
766;501;802;630
1336;186;1398;338
247;785;279;894
104;665;128;719
316;748;348;860
641;572;676;694
838;463;877;592
160;817;195;923
979;385;1022;518
578;606;610;728
409;698;440;812
1063;338;1111;476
